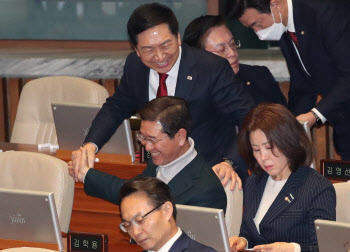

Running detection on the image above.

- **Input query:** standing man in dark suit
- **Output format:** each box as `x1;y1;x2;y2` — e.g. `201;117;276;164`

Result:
73;3;255;186
183;15;287;106
119;177;217;252
230;0;350;160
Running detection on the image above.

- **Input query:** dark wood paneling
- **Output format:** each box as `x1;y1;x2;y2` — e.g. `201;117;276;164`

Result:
103;79;118;97
0;78;6;141
7;78;21;138
0;40;132;50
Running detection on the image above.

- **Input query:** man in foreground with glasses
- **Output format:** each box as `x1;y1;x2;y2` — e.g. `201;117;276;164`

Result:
73;3;255;190
183;15;286;106
119;177;216;251
69;96;226;211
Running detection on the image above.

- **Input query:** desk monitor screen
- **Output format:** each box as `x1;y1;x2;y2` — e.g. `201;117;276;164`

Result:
52;102;135;161
176;204;231;252
0;188;64;251
315;219;350;252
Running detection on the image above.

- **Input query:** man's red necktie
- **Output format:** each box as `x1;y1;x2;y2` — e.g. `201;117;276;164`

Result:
287;31;299;49
157;73;169;97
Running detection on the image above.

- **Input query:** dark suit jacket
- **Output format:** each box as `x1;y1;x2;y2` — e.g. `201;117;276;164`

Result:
240;167;336;252
142;232;217;252
236;64;287;106
84;44;254;169
279;0;350;123
84;154;227;211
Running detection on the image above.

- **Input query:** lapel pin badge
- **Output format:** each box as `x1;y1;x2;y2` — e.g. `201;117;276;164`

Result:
187;76;192;80
285;196;291;203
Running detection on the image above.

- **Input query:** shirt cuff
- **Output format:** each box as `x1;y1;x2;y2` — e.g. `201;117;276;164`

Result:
83;142;99;153
312;108;327;123
291;243;301;252
242;237;249;249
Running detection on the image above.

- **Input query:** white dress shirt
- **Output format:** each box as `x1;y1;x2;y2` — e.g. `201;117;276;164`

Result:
149;46;182;101
148;227;182;252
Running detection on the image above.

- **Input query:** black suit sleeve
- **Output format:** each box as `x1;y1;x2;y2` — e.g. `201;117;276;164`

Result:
210;59;255;128
84;161;153;204
312;2;350;122
209;58;255;165
84;168;127;204
279;34;318;116
84;54;145;150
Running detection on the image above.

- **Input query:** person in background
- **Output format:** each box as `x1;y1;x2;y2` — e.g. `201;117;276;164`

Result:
73;3;256;188
119;177;217;252
69;97;226;211
183;15;287;106
230;103;336;252
230;0;350;160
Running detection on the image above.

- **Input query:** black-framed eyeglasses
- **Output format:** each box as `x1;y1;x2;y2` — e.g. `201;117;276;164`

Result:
136;133;168;146
119;203;164;233
209;40;241;57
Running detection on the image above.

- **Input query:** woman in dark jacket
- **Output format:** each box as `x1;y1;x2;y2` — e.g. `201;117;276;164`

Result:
230;103;336;252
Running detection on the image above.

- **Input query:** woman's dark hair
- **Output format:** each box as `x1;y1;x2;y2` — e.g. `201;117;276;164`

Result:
127;3;179;47
183;15;226;49
119;177;177;220
239;103;314;173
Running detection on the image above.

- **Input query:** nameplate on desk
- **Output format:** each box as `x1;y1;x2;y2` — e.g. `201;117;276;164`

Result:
140;145;150;163
321;159;350;181
67;232;108;252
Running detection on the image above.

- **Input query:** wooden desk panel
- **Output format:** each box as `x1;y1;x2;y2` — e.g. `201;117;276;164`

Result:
0;143;146;251
0;239;62;251
73;186;118;214
68;210;142;251
56;149;146;251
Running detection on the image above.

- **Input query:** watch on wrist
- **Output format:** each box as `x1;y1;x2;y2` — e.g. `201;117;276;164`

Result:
223;159;238;170
311;110;322;125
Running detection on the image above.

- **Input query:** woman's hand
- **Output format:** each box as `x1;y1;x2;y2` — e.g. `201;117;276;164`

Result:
254;242;295;251
229;236;247;251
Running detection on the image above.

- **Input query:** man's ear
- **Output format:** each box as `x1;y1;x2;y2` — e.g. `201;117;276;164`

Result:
135;46;141;57
270;0;287;23
270;0;282;11
163;201;174;221
175;128;187;146
177;33;182;46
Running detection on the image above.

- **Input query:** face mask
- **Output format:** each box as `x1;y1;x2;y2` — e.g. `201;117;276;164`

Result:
255;7;286;41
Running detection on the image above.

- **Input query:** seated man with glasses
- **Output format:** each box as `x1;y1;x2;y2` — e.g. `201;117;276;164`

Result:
69;96;226;211
119;177;216;251
183;15;287;106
